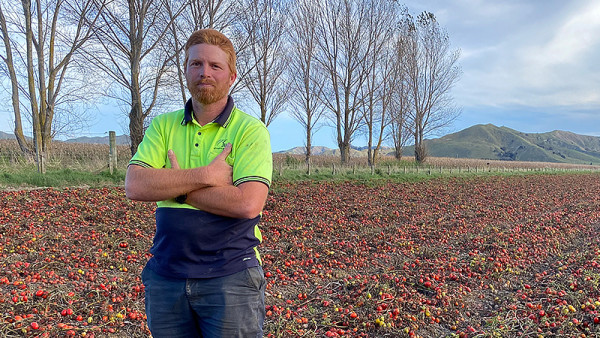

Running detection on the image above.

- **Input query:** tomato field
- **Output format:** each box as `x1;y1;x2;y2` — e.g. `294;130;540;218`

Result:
1;173;600;337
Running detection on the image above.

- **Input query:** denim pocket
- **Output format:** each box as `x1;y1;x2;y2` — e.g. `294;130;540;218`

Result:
245;266;265;291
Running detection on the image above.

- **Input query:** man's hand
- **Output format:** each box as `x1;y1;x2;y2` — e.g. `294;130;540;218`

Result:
167;149;181;169
125;144;235;202
167;143;267;218
168;143;233;187
208;143;234;186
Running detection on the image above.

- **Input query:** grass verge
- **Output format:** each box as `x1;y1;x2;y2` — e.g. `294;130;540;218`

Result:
1;163;598;190
0;168;126;189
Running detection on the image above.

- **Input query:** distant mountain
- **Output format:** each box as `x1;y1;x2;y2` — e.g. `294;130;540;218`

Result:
0;131;32;141
278;145;395;157
279;124;600;164
0;132;130;145
404;124;600;164
281;146;334;156
64;135;130;145
4;124;600;164
0;131;16;140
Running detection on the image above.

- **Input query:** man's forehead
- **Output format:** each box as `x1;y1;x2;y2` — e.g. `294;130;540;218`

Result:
188;48;228;66
188;44;226;56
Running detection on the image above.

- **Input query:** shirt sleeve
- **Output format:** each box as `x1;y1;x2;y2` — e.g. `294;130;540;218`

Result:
232;123;272;187
129;116;167;169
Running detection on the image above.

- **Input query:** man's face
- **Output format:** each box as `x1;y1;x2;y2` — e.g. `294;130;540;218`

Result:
185;43;236;105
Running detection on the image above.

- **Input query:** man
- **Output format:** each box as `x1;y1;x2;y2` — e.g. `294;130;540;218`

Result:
125;29;272;337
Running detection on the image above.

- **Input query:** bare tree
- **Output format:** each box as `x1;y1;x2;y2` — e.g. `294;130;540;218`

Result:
388;77;412;160
163;0;190;105
314;0;372;164
166;0;237;105
233;0;290;127
388;19;413;160
404;12;461;163
287;0;325;165
0;3;28;154
188;0;234;30
359;0;402;166
0;0;105;173
87;0;186;156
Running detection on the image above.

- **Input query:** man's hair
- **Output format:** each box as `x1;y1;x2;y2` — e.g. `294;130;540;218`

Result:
184;29;237;76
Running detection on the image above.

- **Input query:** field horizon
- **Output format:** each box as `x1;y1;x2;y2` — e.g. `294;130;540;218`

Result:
4;123;600;165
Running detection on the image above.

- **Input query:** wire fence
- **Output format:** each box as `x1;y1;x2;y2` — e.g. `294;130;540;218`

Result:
1;139;599;176
272;154;600;177
273;161;600;177
0;140;131;172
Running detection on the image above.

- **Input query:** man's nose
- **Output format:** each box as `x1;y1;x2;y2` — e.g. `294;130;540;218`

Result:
198;64;211;77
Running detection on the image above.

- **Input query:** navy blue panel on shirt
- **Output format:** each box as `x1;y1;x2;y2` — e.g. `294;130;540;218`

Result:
147;207;261;279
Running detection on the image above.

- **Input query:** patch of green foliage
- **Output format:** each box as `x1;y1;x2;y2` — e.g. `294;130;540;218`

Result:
1;162;596;190
0;167;126;189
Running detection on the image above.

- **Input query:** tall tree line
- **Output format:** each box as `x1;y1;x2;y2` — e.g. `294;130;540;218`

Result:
0;0;460;172
0;0;106;173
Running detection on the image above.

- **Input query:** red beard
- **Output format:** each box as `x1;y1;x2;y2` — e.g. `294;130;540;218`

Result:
188;79;229;105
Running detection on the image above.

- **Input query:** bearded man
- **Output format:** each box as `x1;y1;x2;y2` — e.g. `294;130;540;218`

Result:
125;29;272;338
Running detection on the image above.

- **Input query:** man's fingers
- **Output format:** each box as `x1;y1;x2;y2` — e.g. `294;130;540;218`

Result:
216;143;232;160
168;149;180;169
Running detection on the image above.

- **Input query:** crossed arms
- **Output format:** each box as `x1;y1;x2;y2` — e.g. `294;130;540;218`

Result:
125;144;269;219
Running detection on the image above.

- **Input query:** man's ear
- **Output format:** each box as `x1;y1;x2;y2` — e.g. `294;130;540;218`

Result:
229;72;237;86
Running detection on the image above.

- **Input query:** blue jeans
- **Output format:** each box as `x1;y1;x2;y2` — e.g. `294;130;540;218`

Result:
142;265;266;338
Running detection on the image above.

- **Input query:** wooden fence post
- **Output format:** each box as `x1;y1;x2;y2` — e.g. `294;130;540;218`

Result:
109;131;117;174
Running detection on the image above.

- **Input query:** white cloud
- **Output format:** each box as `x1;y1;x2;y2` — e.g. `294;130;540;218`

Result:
518;0;600;92
437;0;600;111
536;2;600;66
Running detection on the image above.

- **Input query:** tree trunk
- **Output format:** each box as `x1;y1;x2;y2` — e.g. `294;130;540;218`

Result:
339;141;350;163
23;0;45;173
1;7;31;154
414;127;427;163
33;128;45;173
10;76;31;154
129;24;144;156
129;102;144;156
367;123;373;167
305;124;312;165
394;146;402;160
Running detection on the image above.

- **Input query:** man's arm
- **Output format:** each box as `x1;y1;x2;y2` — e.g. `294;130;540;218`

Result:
184;182;269;219
164;147;269;218
125;144;233;202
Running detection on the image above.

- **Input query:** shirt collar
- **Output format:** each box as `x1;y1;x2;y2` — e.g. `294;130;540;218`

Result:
181;95;234;127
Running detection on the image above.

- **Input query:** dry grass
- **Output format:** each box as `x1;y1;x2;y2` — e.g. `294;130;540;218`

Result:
0;139;131;172
424;156;600;170
2;139;598;173
273;153;600;171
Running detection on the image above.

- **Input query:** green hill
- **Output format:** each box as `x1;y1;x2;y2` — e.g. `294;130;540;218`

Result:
410;124;600;164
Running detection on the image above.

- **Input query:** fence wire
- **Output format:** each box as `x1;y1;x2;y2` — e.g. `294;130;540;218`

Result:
1;140;599;175
0;140;131;172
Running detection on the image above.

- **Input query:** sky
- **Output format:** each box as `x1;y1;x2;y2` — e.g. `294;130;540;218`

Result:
1;0;599;152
